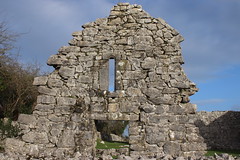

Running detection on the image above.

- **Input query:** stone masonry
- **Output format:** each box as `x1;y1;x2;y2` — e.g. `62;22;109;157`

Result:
4;3;208;159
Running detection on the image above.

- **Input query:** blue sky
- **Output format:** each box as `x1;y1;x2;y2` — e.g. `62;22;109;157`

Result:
1;0;240;111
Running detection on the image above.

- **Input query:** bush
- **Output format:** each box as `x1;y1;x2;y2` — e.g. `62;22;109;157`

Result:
0;118;19;138
0;55;40;119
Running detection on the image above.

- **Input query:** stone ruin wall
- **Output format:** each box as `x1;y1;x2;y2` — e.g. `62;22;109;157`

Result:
3;3;239;159
193;111;240;150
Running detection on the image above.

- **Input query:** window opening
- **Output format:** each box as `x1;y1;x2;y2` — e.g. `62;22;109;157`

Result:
108;58;115;92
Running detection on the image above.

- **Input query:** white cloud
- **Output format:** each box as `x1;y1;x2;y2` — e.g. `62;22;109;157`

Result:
192;99;225;106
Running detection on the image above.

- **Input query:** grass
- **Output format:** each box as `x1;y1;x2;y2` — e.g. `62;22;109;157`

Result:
206;150;240;157
96;139;129;149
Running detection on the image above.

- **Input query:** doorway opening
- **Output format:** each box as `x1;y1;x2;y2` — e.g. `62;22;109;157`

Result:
95;120;130;158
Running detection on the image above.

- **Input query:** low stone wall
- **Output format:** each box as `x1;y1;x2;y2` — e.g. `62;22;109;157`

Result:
96;148;129;158
193;111;240;150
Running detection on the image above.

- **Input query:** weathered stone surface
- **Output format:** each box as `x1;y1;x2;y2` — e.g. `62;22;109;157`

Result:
47;55;63;66
3;3;211;159
22;132;49;144
57;97;76;106
5;138;25;154
18;114;37;127
59;66;75;78
35;104;55;112
38;86;58;96
33;76;48;86
37;95;56;104
47;78;64;88
163;142;181;156
58;130;75;148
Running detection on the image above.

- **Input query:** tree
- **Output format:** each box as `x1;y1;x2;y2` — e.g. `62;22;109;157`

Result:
0;22;17;55
0;21;39;120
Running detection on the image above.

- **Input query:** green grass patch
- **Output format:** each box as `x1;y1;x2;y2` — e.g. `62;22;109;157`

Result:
206;150;240;157
96;139;129;149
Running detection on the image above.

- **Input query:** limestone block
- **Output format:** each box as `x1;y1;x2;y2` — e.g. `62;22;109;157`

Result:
58;130;75;148
78;75;91;83
95;18;108;25
5;138;25;155
99;66;109;90
149;95;174;105
141;103;156;113
156;30;163;37
58;46;80;53
126;87;143;97
22;132;49;144
33;76;48;86
141;57;156;69
129;126;141;135
181;103;197;114
108;103;119;113
162;88;179;94
110;134;126;142
146;128;167;143
124;71;147;80
18;114;37;127
155;105;169;114
38;86;58;96
163;142;181;156
82;21;95;28
135;44;153;51
116;38;128;45
181;143;207;152
91;104;105;112
48;114;65;122
136;28;153;36
72;31;83;37
130;144;145;151
155;37;164;44
76;65;83;72
35;104;55;112
47;78;63;88
170;80;190;89
186;133;203;142
59;66;75;78
37;95;56;104
168;105;186;115
170;34;184;43
25;144;39;157
83;28;98;36
146;24;158;30
90;113;107;120
148;115;169;124
143;87;161;98
57;97;76;106
54;105;71;115
163;31;173;39
108;17;122;25
134;36;153;44
129;113;139;121
119;99;139;113
129;135;142;144
47;55;63;66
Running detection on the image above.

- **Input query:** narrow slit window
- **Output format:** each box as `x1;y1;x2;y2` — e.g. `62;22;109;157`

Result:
108;58;115;92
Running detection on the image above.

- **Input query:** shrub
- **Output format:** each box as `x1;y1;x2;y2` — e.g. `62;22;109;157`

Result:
0;118;19;138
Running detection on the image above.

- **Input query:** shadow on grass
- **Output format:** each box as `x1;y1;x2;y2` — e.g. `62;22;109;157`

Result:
206;150;240;157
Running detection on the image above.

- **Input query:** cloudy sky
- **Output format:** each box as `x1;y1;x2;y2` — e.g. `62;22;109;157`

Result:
1;0;240;111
